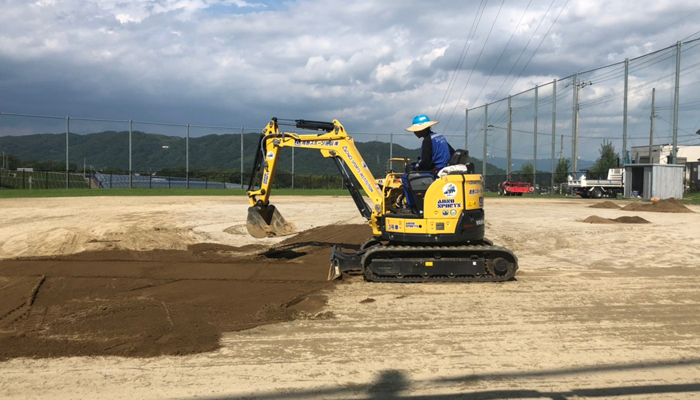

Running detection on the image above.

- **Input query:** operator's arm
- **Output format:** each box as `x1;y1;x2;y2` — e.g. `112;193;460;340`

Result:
415;135;433;171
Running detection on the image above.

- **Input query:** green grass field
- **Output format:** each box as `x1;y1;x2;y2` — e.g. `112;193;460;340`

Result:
0;187;697;205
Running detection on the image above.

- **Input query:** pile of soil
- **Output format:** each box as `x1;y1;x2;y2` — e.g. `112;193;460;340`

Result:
621;198;694;213
589;201;621;209
0;224;372;361
613;216;651;224
582;215;650;224
582;216;619;224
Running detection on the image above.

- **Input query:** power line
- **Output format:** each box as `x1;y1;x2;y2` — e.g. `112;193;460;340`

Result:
435;0;487;121
440;0;506;131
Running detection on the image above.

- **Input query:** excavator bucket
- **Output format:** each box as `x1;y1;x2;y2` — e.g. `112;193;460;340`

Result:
246;205;296;238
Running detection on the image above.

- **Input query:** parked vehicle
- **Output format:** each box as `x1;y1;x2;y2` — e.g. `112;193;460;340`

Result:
565;168;624;198
498;181;534;196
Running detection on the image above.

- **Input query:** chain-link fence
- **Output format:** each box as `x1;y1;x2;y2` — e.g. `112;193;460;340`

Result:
1;38;699;192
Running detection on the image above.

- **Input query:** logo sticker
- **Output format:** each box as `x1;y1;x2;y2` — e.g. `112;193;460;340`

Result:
442;210;449;216
450;209;457;216
266;151;274;159
443;183;457;198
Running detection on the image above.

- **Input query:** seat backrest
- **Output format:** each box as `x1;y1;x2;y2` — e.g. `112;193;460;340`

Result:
448;149;469;166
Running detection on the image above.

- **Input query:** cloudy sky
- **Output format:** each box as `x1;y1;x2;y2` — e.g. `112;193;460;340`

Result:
1;0;699;159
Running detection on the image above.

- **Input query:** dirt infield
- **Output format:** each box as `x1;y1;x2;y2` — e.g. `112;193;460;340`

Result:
0;224;371;360
1;196;700;400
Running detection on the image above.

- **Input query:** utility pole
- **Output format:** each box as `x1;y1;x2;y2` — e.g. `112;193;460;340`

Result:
649;88;656;163
671;41;681;164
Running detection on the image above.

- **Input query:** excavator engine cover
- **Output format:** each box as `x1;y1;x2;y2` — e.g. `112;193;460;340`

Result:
246;205;295;238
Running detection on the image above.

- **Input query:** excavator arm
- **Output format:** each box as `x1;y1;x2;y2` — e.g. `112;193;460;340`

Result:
246;118;385;238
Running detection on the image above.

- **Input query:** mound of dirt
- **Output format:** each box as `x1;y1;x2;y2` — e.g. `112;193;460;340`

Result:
582;215;619;224
582;215;651;224
621;198;694;213
589;201;621;209
613;216;650;224
0;223;373;361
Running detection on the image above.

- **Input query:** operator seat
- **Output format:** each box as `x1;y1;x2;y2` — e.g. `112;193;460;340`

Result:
405;149;472;214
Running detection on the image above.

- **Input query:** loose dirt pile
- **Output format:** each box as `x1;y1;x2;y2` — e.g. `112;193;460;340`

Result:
589;201;621;209
0;224;372;361
621;198;694;213
582;215;650;224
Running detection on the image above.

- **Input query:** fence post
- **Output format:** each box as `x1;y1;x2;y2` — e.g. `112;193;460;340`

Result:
291;146;295;190
110;173;113;189
66;116;70;189
622;59;628;164
483;104;488;178
129;119;133;189
534;85;538;190
22;169;25;189
551;79;557;194
464;109;468;150
186;124;190;189
149;173;152;189
507;96;512;177
390;132;393;163
45;171;48;189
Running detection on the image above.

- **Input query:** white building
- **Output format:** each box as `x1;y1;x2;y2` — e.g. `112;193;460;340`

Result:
630;144;700;165
630;144;700;184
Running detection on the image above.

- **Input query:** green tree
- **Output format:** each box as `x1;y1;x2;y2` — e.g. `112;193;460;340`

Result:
554;157;571;184
2;153;21;170
589;140;619;178
519;163;534;184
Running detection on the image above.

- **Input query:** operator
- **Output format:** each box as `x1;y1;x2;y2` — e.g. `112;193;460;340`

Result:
402;114;455;210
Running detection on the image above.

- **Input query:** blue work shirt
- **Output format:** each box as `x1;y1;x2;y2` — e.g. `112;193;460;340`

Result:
415;131;454;172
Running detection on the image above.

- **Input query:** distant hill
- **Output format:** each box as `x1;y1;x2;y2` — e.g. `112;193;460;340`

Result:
1;131;506;176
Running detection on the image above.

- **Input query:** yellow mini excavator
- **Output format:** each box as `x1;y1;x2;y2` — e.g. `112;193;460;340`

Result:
246;118;517;283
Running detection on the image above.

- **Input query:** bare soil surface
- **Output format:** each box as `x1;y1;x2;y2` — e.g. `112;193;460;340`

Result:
0;224;370;360
1;195;699;400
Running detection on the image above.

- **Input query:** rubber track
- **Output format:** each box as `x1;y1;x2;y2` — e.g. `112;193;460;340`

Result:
361;244;518;283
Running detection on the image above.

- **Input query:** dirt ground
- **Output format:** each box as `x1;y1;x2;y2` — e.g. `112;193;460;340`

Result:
1;195;700;399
